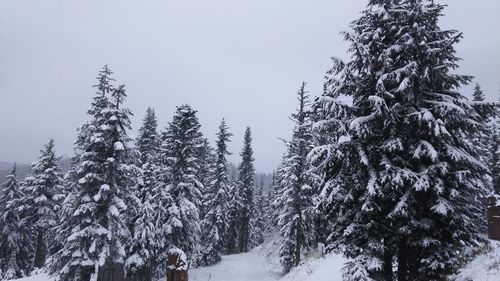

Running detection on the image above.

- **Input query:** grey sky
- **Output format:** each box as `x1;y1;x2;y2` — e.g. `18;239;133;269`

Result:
1;0;499;172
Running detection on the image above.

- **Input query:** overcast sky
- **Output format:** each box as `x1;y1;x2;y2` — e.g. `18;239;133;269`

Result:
1;0;499;172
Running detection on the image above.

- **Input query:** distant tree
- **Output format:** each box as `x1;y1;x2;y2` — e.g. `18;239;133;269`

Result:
199;119;232;266
276;83;318;273
250;177;266;247
491;124;500;194
472;83;485;102
159;104;204;257
236;127;255;253
491;91;500;193
50;66;137;281
0;164;33;279
21;139;64;269
224;184;241;254
136;107;160;164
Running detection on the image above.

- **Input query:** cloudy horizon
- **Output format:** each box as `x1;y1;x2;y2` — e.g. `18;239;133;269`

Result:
1;0;499;172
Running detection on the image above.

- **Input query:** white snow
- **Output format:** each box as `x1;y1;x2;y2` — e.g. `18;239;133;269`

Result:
190;238;346;281
9;240;500;281
6;273;52;281
454;241;500;281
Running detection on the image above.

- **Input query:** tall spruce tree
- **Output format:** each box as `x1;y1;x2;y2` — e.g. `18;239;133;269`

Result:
199;119;232;266
136;107;160;164
311;1;496;280
0;164;33;279
21;139;64;269
469;83;494;191
277;83;317;273
50;66;137;281
250;177;265;247
126;109;162;280
225;183;242;254
492;123;500;194
236;127;255;253
488;91;500;194
160;104;204;258
472;83;485;102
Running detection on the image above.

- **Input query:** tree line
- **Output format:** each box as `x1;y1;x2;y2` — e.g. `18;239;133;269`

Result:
1;0;500;281
0;66;272;280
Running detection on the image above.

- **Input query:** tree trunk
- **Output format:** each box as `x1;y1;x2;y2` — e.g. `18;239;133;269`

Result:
33;230;46;268
383;246;393;281
408;248;420;278
294;226;301;267
239;217;249;253
397;241;408;281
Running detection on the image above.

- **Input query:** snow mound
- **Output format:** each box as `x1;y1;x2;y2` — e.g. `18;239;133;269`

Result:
280;253;346;281
454;241;500;281
6;273;51;281
190;236;346;281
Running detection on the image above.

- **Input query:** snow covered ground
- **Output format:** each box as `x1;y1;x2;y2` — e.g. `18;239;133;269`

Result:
453;241;500;281
191;237;346;281
8;240;500;281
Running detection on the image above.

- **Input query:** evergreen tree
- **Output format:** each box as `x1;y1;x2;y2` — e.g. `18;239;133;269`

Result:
224;183;241;255
50;66;137;281
250;177;265;247
311;1;495;280
491;91;500;193
469;83;494;192
136;107;160;164
198;138;215;199
21;139;64;269
277;83;317;273
160;104;204;257
236;127;255;253
126;109;162;280
199;119;232;266
472;83;485;102
0;164;33;279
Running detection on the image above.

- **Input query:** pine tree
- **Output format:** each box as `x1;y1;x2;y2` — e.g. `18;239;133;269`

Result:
311;1;495;279
50;66;137;281
0;164;33;279
472;83;485;102
199;119;232;266
250;177;265;247
492;123;500;194
126;109;162;280
277;83;317;273
224;183;242;255
160;104;204;258
236;127;255;253
491;91;500;194
21;139;64;269
469;83;495;193
136;107;160;164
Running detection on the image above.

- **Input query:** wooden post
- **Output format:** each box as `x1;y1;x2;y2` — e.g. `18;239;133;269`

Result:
166;248;188;281
487;195;500;241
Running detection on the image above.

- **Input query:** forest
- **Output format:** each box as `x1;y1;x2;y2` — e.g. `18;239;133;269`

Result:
1;1;500;281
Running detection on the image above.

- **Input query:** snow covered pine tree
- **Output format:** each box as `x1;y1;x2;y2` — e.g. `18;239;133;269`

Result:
277;82;318;273
159;104;204;259
126;108;162;280
250;177;266;248
199;119;233;266
236;127;256;253
20;139;64;269
0;164;34;279
311;1;497;280
50;66;138;281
